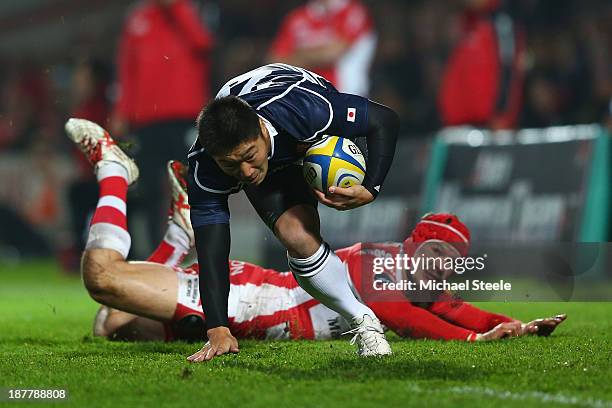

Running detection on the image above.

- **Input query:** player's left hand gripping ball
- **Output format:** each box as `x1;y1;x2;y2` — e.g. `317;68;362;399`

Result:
303;136;373;210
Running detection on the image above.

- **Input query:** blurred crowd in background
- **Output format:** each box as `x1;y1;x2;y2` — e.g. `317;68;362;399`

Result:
0;0;610;267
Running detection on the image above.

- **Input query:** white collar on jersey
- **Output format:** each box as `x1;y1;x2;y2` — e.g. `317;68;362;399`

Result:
258;114;277;159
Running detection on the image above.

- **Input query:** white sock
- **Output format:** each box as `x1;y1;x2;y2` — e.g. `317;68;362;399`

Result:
96;161;128;182
166;222;191;256
289;242;374;323
86;224;131;259
86;162;131;259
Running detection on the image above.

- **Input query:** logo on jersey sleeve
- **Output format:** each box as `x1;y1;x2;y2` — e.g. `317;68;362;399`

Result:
347;107;356;122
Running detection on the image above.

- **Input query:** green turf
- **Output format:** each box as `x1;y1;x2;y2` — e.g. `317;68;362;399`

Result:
1;261;611;408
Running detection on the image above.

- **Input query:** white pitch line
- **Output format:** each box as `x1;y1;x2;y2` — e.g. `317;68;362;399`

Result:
406;384;612;407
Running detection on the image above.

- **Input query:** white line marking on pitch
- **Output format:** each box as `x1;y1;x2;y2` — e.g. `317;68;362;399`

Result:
449;386;612;407
407;385;612;407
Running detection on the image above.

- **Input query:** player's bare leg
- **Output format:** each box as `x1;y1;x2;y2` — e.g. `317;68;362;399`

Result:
276;205;391;357
66;118;184;321
89;160;202;341
82;250;179;319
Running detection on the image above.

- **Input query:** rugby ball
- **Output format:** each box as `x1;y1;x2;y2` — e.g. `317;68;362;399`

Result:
303;136;366;193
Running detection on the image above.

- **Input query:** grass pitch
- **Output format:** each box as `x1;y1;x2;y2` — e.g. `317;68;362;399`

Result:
1;261;611;408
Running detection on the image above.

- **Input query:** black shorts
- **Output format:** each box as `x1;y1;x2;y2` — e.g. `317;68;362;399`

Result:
244;164;318;231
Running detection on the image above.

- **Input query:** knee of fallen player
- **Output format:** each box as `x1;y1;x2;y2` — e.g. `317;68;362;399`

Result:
275;206;322;258
81;250;121;303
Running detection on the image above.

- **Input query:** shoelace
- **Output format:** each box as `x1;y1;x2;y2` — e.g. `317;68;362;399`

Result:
80;137;101;163
79;131;115;162
342;325;383;348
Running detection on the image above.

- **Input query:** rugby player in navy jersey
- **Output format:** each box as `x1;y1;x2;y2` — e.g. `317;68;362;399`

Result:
187;63;399;360
61;122;565;352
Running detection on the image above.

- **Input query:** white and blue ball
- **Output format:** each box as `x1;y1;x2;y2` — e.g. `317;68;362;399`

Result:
303;136;366;193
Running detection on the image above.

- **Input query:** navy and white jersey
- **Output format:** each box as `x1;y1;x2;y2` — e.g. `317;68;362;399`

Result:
188;63;370;227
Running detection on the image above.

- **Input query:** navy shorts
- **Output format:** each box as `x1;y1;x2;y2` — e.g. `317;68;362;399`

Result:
244;164;318;231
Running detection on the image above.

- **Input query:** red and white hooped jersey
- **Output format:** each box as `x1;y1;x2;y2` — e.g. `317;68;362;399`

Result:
174;261;349;340
270;0;376;96
172;242;511;343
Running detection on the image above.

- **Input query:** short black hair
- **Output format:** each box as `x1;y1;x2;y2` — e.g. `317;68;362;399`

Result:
196;96;261;156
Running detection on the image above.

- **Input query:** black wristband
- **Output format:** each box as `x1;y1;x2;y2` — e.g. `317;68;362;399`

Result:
362;179;382;198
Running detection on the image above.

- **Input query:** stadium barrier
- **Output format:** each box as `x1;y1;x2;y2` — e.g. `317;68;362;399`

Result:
421;124;610;242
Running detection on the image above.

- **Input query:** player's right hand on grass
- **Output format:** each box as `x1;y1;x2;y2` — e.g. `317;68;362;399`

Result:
475;321;523;341
187;327;239;362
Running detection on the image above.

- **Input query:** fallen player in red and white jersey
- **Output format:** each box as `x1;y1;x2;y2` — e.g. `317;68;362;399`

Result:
65;118;565;345
96;210;566;343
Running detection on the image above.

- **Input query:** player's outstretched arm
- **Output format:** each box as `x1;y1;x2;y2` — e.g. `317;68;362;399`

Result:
428;294;516;333
475;321;523;341
429;296;567;338
187;223;239;362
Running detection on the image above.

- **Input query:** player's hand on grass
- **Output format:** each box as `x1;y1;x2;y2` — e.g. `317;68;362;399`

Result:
313;185;374;211
187;327;239;363
521;314;567;337
476;321;523;341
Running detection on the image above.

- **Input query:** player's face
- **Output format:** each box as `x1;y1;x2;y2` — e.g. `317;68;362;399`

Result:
411;241;460;283
213;132;270;185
